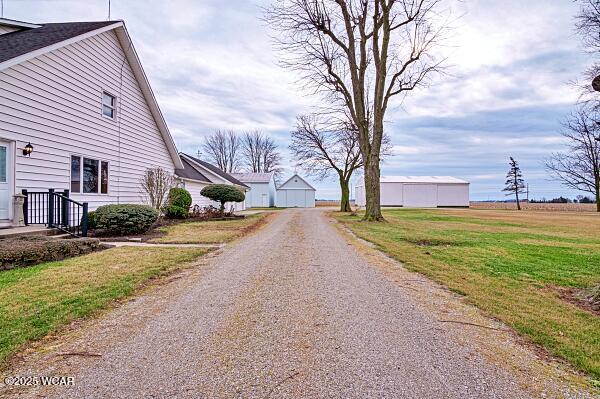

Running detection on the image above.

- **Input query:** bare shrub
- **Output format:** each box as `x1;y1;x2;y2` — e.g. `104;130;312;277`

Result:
140;167;176;210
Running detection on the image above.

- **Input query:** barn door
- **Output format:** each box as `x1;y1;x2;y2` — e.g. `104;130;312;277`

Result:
403;184;438;208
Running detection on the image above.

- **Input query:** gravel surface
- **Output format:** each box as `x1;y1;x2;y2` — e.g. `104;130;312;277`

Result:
1;209;593;398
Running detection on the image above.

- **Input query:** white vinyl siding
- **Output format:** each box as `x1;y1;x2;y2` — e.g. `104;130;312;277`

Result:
0;30;176;209
183;180;212;208
275;175;316;208
243;182;270;208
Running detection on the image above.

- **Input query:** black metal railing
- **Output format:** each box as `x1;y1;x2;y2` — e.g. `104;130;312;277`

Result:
22;189;88;237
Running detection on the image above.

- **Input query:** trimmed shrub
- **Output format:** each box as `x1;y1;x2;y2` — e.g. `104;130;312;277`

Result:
164;187;192;219
94;204;159;235
0;236;101;271
87;211;97;229
200;184;245;214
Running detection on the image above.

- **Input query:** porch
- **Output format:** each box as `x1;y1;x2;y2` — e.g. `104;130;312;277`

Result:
1;189;90;238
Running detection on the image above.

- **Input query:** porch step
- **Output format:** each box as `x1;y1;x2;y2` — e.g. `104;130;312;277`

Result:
0;226;61;239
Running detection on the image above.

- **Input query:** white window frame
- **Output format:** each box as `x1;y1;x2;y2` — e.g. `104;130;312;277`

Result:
70;154;110;195
101;91;117;120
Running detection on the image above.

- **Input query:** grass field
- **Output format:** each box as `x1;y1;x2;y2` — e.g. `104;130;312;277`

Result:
335;208;600;379
0;246;207;367
150;213;269;244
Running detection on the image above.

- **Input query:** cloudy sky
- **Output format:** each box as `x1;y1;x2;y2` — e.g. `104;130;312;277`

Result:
3;0;592;200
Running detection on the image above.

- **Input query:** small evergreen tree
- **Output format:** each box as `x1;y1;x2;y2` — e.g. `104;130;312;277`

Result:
502;157;526;210
164;188;192;219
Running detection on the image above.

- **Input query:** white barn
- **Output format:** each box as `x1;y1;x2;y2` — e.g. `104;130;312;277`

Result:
355;176;469;208
275;174;316;208
230;172;276;208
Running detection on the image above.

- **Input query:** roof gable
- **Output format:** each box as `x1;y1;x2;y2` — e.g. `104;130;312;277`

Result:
0;20;183;169
0;21;117;65
180;154;249;188
277;174;316;190
175;157;211;183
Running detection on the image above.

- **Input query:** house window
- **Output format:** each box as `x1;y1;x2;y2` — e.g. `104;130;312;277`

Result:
70;155;80;192
102;92;116;119
100;161;109;194
70;156;109;194
83;158;99;193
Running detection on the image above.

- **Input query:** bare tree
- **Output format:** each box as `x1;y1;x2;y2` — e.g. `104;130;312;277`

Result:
201;129;240;173
265;0;448;220
502;157;526;211
140;167;175;210
546;108;600;212
291;114;362;211
574;1;600;103
240;130;283;179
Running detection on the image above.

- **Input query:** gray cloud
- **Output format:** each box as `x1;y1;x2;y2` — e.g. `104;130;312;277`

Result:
4;0;592;200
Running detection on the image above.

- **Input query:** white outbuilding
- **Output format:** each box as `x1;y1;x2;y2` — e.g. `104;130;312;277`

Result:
275;174;316;208
230;172;276;208
355;176;470;208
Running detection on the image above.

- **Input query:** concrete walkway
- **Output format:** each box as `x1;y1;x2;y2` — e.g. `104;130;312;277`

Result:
102;241;224;249
1;209;591;398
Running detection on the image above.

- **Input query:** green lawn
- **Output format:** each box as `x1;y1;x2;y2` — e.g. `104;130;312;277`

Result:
150;213;269;244
335;208;600;379
0;246;207;367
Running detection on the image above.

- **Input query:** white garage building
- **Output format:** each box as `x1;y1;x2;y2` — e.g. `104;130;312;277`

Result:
355;176;469;208
230;172;276;208
275;174;316;208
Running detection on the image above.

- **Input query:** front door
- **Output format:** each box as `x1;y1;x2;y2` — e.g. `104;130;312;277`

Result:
261;194;268;207
0;142;10;220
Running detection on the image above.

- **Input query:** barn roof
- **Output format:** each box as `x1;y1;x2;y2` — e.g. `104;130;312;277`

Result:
380;176;469;184
230;172;274;183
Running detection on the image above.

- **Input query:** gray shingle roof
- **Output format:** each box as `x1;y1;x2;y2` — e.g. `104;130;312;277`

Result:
0;21;118;64
230;172;274;183
175;157;211;182
180;154;249;188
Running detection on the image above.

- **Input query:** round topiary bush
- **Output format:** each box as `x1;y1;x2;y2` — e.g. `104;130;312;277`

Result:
94;204;159;235
164;187;192;219
200;184;245;215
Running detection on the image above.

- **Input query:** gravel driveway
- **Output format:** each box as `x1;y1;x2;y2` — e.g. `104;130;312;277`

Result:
1;209;592;398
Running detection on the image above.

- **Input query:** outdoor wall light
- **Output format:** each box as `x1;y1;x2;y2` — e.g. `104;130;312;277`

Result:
23;142;33;156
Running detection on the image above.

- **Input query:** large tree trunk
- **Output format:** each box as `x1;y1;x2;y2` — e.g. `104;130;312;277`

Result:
596;177;600;212
339;176;351;212
363;157;384;221
515;190;521;211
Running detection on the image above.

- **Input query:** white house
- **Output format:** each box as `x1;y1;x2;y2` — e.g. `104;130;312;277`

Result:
176;153;248;212
275;174;316;208
355;176;470;208
230;172;276;208
0;18;184;227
